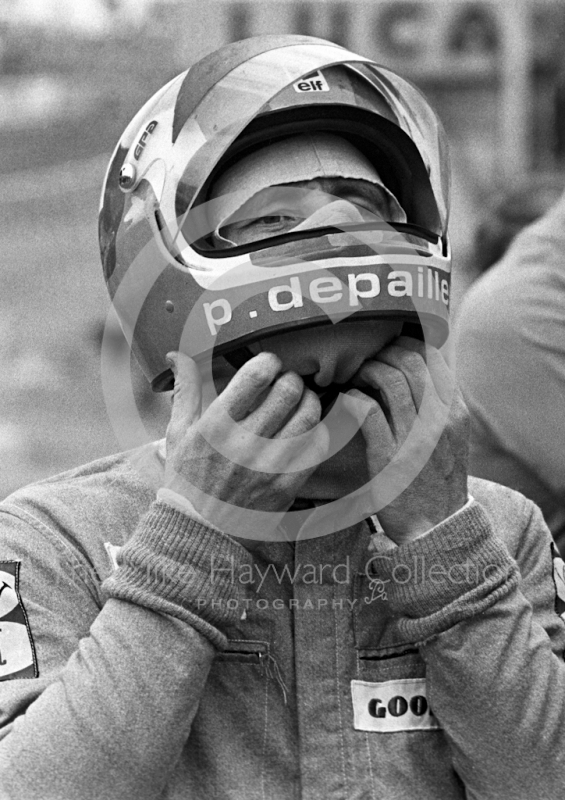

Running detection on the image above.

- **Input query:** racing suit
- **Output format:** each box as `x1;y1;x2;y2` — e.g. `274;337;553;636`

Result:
0;441;564;799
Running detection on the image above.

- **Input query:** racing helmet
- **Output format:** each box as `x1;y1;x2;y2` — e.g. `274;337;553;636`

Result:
99;35;451;392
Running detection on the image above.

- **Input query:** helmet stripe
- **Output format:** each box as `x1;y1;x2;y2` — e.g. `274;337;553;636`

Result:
172;35;341;143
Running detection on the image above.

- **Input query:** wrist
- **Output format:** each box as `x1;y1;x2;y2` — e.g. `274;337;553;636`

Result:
157;488;225;533
379;496;472;546
383;521;439;547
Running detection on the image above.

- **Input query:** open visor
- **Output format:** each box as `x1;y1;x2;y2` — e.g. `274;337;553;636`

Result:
179;187;441;260
164;44;449;256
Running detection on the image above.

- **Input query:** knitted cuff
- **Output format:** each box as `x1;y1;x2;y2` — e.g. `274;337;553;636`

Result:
368;501;520;641
103;501;254;649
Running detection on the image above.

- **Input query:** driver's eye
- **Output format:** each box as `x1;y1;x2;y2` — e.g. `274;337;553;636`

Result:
258;215;295;225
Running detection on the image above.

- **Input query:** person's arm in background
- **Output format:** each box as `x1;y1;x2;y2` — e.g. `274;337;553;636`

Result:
454;190;565;551
0;352;328;800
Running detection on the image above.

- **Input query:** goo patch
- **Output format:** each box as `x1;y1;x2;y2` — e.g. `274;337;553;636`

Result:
351;678;441;733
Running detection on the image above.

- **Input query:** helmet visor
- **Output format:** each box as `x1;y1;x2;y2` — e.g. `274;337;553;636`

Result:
170;46;449;252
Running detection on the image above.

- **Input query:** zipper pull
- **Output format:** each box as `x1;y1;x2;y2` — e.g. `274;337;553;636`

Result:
259;652;289;706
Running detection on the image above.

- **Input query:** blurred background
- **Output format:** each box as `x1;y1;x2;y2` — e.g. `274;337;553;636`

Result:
1;0;564;499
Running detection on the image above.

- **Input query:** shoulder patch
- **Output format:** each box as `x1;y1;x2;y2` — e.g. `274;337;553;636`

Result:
0;561;38;680
551;544;565;620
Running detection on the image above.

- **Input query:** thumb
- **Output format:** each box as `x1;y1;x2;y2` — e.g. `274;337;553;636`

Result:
166;351;202;438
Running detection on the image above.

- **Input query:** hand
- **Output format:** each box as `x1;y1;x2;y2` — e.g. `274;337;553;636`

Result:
345;337;469;545
164;351;330;535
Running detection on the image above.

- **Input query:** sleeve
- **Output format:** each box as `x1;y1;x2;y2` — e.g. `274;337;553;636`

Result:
368;496;474;550
369;499;565;800
0;501;253;800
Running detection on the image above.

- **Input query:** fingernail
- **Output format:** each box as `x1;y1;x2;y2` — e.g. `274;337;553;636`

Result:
166;351;178;373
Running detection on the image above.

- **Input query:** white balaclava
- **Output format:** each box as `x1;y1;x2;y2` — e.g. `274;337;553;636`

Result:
208;132;406;246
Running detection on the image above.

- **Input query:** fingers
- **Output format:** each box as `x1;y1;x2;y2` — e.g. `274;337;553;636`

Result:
197;352;328;475
388;336;455;406
357;360;418;438
281;388;330;472
276;387;322;439
219;352;283;421
214;353;323;441
364;342;428;409
242;378;329;470
166;351;202;443
355;337;454;416
343;387;395;452
348;335;451;451
243;370;305;437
